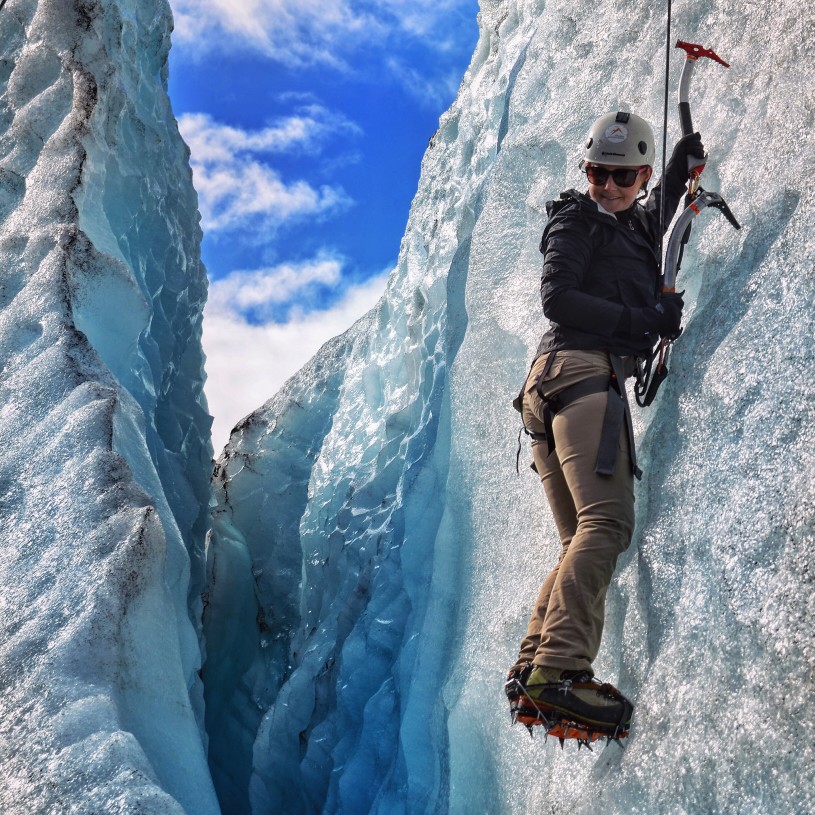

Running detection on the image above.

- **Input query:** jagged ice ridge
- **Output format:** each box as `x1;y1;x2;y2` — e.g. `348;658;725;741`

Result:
0;1;216;813
205;0;815;813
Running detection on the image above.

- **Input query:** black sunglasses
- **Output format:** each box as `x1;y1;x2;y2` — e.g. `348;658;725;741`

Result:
584;164;647;188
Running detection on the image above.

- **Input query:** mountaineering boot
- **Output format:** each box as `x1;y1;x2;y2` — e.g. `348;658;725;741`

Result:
518;666;633;735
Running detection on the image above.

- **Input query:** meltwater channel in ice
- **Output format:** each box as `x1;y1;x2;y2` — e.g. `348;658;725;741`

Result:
204;0;815;813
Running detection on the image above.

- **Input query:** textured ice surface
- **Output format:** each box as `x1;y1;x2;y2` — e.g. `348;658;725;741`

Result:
3;0;811;811
0;1;216;813
205;0;815;813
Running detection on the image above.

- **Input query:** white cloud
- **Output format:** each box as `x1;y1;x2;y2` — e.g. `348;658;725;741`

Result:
208;257;343;316
171;0;380;67
178;109;359;163
385;58;463;108
195;163;349;231
203;268;389;451
373;0;474;40
169;0;475;68
178;112;354;232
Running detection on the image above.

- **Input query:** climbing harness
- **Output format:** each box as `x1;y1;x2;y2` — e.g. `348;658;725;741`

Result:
514;351;642;480
635;39;742;407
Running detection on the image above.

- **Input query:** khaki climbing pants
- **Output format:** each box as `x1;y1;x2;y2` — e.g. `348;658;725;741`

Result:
514;350;635;674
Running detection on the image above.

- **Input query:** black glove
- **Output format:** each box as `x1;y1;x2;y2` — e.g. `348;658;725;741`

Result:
667;132;706;186
655;291;685;338
621;291;685;339
672;132;706;164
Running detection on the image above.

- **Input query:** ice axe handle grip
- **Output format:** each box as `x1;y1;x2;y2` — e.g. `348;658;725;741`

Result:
678;101;693;136
677;100;706;179
676;41;730;136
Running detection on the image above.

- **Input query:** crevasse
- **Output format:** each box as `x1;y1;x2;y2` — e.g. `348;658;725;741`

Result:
1;0;814;814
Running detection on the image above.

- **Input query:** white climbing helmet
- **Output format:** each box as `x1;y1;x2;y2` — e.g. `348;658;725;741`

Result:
580;111;655;167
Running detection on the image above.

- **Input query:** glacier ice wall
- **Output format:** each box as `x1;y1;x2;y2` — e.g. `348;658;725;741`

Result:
206;0;815;813
0;1;217;813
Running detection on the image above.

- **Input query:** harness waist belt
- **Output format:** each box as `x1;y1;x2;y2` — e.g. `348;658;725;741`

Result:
544;375;610;415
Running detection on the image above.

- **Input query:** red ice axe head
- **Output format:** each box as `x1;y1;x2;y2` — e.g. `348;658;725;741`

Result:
676;40;730;68
675;40;730;185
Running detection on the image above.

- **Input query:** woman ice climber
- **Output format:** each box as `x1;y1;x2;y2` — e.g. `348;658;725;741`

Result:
506;111;704;738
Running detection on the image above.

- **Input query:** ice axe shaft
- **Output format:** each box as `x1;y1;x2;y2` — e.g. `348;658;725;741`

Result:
676;40;730;182
643;41;735;407
676;41;731;132
669;38;733;281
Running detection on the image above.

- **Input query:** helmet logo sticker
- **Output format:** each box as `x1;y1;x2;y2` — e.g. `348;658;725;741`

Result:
605;124;628;143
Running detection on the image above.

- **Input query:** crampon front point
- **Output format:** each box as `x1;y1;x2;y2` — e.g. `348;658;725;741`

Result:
511;698;629;749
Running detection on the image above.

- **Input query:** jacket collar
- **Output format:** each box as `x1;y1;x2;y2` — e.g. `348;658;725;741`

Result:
546;189;657;258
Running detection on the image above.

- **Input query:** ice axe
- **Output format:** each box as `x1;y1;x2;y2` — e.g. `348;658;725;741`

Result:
636;40;741;407
675;41;730;194
663;40;741;291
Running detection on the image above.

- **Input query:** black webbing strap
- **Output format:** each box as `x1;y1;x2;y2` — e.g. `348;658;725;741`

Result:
535;352;558;455
539;374;611;457
513;353;554;473
594;388;625;476
608;354;642;480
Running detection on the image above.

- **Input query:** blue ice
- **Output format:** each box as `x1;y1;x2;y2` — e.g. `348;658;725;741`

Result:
1;0;813;813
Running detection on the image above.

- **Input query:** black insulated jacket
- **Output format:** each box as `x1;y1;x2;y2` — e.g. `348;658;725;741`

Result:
535;170;687;359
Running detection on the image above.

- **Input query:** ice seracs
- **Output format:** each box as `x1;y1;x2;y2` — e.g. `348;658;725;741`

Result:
0;0;813;813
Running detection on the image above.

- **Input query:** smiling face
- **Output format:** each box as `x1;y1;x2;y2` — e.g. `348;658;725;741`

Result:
586;164;653;213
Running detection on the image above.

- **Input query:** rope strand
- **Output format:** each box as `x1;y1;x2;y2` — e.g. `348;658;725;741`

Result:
658;0;672;274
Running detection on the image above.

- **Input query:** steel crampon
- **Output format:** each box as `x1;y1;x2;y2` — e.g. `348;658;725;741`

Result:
507;677;629;749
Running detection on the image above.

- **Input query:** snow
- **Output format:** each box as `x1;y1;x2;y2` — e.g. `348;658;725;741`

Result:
0;1;216;813
205;0;815;813
1;0;814;813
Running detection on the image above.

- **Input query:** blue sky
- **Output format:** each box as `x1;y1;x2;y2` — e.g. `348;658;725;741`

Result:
165;0;479;448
